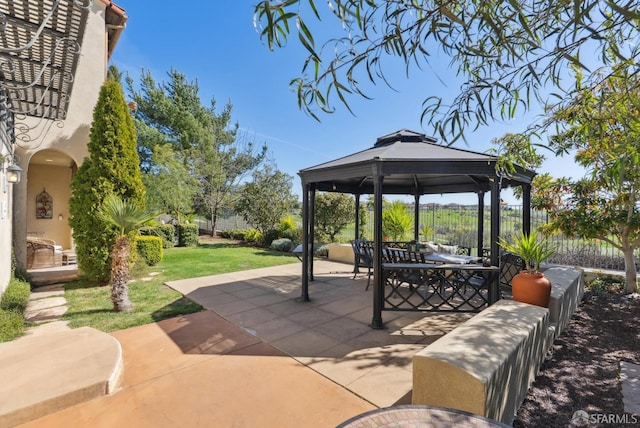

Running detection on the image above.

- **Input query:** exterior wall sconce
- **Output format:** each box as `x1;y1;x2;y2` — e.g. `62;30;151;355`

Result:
2;155;22;184
58;213;63;220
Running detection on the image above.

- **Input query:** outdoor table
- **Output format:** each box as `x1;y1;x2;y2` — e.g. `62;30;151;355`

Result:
422;252;482;264
337;404;510;428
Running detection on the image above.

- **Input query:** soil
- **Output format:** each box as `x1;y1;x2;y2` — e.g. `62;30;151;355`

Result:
513;289;640;427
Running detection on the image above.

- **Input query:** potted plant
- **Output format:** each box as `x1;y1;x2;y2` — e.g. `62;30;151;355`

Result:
498;231;555;307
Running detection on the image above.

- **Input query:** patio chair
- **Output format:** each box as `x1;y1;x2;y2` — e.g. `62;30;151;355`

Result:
350;239;373;290
26;237;63;269
499;252;525;298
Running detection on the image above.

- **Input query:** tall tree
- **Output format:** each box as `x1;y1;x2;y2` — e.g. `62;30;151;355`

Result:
69;77;145;282
126;69;266;229
194;133;266;235
254;1;640;142
143;144;198;223
314;192;356;242
534;64;640;294
99;195;157;312
235;162;297;234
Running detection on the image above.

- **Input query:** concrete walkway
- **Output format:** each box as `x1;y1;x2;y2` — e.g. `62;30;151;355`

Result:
23;284;71;336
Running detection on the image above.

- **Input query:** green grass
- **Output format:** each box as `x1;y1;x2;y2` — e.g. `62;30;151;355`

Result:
63;241;299;333
161;242;299;281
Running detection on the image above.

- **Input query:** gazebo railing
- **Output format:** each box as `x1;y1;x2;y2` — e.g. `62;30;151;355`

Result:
381;263;500;313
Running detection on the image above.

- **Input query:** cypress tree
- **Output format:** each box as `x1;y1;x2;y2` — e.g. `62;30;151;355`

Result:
69;78;145;282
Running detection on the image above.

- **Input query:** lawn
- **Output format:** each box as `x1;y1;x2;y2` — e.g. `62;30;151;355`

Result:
62;240;299;332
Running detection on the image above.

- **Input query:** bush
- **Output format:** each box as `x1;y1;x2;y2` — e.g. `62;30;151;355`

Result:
0;278;31;313
140;224;175;248
136;235;163;266
0;310;24;343
230;229;246;240
314;244;329;257
280;226;301;245
263;229;280;247
278;215;297;231
244;228;263;243
218;229;246;240
271;238;293;252
0;278;30;343
177;223;198;247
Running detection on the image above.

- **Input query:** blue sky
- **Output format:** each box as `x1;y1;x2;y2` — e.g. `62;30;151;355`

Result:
110;2;583;205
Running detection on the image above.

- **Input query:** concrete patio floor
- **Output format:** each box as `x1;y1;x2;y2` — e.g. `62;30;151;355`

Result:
166;260;473;407
19;260;473;427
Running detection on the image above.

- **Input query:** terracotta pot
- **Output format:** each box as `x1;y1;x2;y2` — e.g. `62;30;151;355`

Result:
511;272;552;308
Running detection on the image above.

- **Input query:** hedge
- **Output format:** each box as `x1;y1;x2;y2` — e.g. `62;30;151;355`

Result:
136;235;163;266
140;224;175;248
177;223;198;247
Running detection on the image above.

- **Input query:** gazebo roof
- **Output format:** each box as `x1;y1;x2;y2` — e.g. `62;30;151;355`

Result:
299;129;535;195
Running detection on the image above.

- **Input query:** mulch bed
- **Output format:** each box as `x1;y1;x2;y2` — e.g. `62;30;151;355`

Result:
513;289;640;427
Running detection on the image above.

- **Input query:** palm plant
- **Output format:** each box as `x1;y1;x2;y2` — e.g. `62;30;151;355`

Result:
498;231;555;274
99;195;159;312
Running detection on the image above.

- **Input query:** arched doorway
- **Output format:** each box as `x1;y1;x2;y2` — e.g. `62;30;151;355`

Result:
26;150;76;251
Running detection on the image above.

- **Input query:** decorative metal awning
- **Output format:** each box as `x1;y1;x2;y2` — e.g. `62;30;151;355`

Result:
0;0;91;122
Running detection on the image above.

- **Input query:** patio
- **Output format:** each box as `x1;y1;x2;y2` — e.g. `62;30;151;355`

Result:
7;259;475;426
166;259;474;407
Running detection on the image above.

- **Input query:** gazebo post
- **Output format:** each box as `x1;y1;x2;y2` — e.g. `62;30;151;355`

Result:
477;191;485;257
522;184;531;236
414;192;420;243
309;185;316;281
354;193;361;239
300;182;310;302
490;180;500;267
489;181;501;304
371;171;385;329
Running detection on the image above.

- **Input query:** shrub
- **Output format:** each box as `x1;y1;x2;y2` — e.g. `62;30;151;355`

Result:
177;223;198;247
588;274;626;295
136;235;163;266
230;229;246;240
263;228;280;246
0;278;31;313
278;215;297;231
0;310;24;343
314;244;329;257
217;229;246;240
0;278;30;343
271;238;293;252
280;226;301;245
382;201;413;241
140;224;175;248
244;228;263;243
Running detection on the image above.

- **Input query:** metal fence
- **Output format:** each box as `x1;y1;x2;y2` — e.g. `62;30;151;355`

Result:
356;204;633;272
200;204;634;272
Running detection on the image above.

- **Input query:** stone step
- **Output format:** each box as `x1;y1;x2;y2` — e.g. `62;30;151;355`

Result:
0;327;123;427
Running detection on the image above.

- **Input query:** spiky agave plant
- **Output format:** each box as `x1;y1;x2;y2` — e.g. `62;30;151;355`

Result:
99;194;158;312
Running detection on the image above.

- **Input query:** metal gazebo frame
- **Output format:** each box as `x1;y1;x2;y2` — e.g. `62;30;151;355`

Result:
298;129;536;329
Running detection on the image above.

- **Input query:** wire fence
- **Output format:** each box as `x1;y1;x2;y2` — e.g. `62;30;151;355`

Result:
198;205;636;272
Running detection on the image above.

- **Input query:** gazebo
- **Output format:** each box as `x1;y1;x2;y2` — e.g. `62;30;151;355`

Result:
298;129;536;328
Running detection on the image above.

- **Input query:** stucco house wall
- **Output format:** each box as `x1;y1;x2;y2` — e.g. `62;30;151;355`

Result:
2;0;125;294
